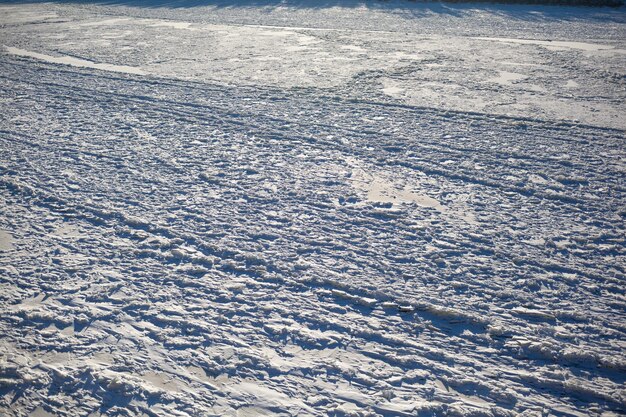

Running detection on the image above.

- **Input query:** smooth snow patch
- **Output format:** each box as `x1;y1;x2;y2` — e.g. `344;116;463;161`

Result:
53;223;84;239
353;170;442;211
21;293;46;307
141;371;184;392
448;386;491;408
473;37;624;53
340;44;366;52
490;71;527;85
29;407;55;417
4;46;146;75
89;352;115;366
149;20;196;30
236;407;281;417
80;18;130;27
0;230;14;251
81;17;196;30
382;79;405;98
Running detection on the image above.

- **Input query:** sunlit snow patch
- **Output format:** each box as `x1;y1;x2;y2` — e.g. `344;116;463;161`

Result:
473;37;625;53
80;17;196;30
29;407;55;417
489;70;527;85
382;79;405;98
351;168;443;211
140;371;185;392
3;46;146;75
0;230;13;251
79;18;130;27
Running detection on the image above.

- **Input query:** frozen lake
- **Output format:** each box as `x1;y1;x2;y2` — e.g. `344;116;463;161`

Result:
0;1;625;416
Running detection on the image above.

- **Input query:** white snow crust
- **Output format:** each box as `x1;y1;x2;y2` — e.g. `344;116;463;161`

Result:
0;1;625;416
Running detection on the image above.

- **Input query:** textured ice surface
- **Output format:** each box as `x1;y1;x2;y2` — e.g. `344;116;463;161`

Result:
0;2;625;417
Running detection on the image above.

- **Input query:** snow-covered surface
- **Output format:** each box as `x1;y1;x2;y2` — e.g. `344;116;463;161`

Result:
0;1;625;416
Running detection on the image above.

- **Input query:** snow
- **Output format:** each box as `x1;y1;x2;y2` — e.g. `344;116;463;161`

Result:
4;47;147;75
0;1;625;416
0;231;13;252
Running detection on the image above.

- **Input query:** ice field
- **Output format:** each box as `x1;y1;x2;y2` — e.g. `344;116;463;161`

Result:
0;1;625;416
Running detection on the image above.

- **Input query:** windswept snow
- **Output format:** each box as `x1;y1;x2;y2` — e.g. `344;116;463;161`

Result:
1;2;625;417
4;46;147;75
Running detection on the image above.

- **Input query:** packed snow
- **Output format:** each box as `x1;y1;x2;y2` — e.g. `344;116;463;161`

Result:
0;1;625;416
